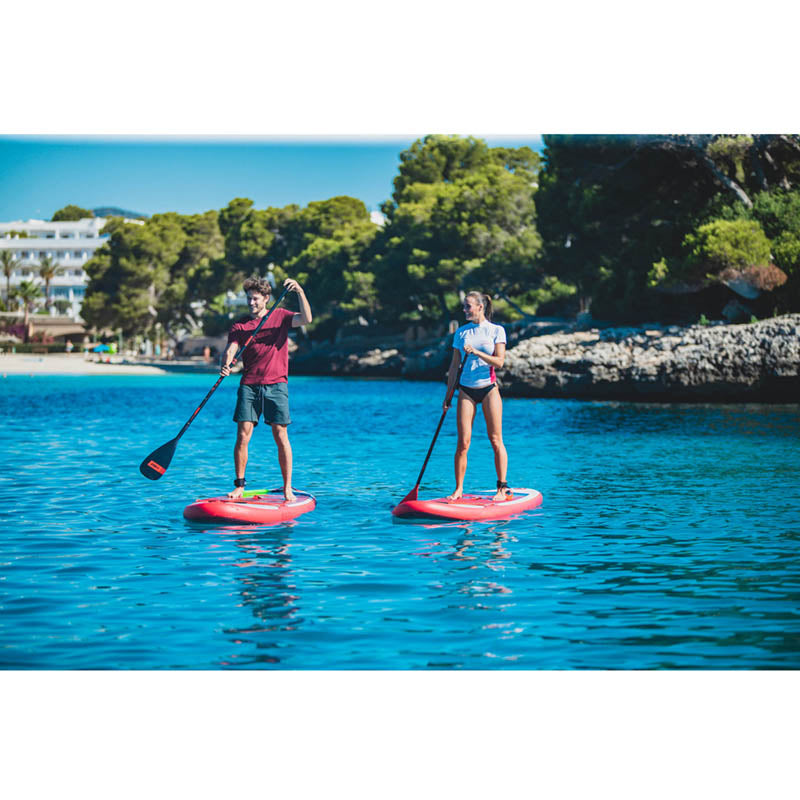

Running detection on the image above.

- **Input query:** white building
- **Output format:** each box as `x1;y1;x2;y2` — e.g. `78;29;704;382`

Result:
0;216;134;318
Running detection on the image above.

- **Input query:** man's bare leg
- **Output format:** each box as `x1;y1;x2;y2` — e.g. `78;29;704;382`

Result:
447;393;476;500
272;424;295;501
228;421;254;498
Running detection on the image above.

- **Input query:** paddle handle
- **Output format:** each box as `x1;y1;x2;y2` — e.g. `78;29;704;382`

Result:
174;285;290;442
412;350;469;489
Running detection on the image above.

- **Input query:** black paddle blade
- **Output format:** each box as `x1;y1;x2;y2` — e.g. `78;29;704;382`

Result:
399;484;419;503
139;438;178;480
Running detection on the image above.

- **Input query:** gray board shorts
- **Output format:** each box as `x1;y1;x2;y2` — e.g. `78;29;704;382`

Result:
234;382;291;426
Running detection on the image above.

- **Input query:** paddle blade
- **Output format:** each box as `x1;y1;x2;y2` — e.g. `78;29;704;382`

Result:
400;484;419;503
139;438;178;480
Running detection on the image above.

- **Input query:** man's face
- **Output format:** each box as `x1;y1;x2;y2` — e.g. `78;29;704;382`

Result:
247;290;269;315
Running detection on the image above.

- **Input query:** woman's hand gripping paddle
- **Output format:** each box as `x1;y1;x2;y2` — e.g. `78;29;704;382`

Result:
399;350;469;503
139;286;290;480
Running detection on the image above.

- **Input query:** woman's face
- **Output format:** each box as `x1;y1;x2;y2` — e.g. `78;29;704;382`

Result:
463;296;483;322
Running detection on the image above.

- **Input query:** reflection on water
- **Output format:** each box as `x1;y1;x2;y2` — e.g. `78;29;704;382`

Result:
226;529;298;667
0;375;798;669
190;523;301;667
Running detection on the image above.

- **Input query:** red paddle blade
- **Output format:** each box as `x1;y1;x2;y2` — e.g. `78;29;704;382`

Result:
399;485;419;503
139;438;178;480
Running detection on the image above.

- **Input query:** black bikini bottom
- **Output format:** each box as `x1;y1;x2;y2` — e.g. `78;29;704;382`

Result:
458;383;497;403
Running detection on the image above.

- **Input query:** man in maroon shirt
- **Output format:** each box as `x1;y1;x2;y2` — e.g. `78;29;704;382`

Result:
220;276;312;501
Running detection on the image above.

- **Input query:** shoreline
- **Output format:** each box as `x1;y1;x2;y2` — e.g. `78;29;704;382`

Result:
0;354;169;376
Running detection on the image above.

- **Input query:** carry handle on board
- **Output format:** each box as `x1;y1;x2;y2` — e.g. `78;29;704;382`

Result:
139;285;290;480
398;350;469;503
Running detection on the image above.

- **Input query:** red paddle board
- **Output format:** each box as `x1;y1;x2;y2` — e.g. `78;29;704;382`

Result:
184;488;316;524
392;487;542;521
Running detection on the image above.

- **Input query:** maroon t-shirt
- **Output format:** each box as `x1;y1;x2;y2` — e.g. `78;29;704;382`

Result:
227;308;295;384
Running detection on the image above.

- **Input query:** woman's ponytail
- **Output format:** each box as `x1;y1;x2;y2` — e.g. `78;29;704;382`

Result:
483;294;493;321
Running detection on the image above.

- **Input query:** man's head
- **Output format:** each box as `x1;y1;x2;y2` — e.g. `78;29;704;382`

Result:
243;276;272;316
243;276;272;298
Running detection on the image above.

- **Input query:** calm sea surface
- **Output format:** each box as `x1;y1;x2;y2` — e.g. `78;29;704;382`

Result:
1;373;798;669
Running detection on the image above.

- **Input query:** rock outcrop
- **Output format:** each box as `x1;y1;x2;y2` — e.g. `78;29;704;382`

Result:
499;315;800;402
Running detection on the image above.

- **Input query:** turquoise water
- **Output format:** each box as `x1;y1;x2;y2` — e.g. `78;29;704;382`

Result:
1;374;799;669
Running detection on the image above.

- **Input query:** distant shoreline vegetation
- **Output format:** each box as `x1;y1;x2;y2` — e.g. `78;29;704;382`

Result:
49;204;148;221
66;134;800;348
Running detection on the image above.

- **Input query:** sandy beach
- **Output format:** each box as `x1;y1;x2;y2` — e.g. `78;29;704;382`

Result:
0;354;169;376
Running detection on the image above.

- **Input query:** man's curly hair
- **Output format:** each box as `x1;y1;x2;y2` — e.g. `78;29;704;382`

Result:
242;276;273;296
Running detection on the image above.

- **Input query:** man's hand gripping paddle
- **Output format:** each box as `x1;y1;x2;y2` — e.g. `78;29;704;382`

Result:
139;286;289;480
399;350;469;503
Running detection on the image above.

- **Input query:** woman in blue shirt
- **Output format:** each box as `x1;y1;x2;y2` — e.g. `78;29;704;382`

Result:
444;291;509;501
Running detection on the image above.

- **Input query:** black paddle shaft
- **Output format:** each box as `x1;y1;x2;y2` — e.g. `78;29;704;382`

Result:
412;351;469;489
139;286;289;480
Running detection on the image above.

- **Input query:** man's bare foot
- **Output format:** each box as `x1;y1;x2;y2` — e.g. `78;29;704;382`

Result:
446;489;463;501
227;486;245;500
284;487;296;502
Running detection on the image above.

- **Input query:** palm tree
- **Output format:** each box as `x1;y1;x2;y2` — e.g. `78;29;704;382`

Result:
38;254;60;310
1;250;20;304
13;280;42;341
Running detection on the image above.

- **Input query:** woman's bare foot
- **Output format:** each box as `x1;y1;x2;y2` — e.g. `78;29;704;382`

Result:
227;486;245;500
284;487;296;502
493;486;513;502
446;489;463;501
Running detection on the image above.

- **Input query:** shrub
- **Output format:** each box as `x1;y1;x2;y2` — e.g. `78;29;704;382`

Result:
2;323;27;339
685;219;772;273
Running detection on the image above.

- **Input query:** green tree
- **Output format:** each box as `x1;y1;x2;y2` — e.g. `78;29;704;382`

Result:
286;198;379;321
752;189;800;283
157;210;226;335
1;250;20;302
82;212;227;338
37;254;60;308
217;195;380;329
301;195;370;238
82;215;186;337
374;135;542;322
219;198;281;276
52;205;94;221
536;134;800;319
392;135;480;189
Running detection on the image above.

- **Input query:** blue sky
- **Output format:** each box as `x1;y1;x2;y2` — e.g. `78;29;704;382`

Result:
0;136;544;222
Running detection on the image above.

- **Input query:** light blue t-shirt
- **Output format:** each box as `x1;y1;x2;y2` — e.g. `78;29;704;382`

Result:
452;320;507;388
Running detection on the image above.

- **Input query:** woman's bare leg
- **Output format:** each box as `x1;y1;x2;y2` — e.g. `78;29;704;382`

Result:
448;392;476;500
482;388;509;501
